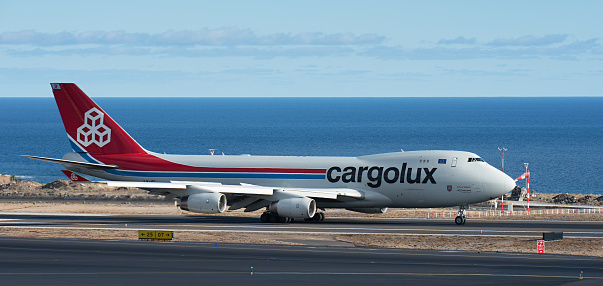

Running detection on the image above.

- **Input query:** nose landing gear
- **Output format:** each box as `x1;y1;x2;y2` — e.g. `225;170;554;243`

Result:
455;205;467;225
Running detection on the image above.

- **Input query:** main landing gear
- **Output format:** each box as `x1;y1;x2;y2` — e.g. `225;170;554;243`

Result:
304;212;325;222
455;205;467;225
260;212;293;223
260;212;325;223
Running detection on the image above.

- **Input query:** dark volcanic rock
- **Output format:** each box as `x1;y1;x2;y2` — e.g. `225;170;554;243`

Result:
41;180;71;189
552;194;577;204
577;195;593;204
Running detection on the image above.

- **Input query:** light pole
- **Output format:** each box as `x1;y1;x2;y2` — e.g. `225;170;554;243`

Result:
524;163;530;213
498;147;507;172
498;147;507;213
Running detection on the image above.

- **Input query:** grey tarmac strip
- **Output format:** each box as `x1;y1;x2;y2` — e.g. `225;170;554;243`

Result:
1;213;602;238
0;237;601;285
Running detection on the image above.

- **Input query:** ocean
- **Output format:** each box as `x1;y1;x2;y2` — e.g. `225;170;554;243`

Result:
0;97;601;195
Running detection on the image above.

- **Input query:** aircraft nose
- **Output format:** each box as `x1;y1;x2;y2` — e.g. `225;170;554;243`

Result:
481;166;516;197
503;173;517;194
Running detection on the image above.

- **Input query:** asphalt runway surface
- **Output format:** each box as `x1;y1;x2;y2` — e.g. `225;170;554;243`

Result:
1;212;603;239
0;236;601;285
0;213;602;285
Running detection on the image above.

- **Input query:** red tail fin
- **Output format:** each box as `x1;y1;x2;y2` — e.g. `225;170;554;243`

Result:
51;83;146;155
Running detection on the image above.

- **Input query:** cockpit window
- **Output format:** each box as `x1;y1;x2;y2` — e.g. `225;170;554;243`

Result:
468;158;484;162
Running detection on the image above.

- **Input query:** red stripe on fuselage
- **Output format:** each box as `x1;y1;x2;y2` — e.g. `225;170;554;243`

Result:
92;153;326;173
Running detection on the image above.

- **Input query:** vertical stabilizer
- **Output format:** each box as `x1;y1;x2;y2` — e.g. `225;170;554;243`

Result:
50;83;146;155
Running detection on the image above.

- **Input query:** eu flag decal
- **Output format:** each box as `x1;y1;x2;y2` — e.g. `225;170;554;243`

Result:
438;159;447;164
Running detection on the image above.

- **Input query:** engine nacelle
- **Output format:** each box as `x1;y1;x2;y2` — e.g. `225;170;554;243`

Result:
346;207;388;214
180;193;227;214
269;197;316;219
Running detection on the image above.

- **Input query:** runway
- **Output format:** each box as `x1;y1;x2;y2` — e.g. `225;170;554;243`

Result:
0;213;602;285
0;236;601;285
1;212;603;238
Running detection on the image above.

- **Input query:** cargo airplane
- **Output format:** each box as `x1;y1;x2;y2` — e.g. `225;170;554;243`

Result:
23;83;516;225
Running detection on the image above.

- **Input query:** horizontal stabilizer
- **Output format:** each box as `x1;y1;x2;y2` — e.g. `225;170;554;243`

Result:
21;155;118;169
61;170;90;182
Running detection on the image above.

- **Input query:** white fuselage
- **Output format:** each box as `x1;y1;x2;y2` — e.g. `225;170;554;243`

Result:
64;150;515;209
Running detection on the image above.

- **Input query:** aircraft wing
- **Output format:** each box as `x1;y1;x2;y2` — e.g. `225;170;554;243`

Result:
104;181;363;199
287;188;364;199
106;181;189;189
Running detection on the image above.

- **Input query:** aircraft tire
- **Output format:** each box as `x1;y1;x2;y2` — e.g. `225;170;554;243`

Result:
307;212;325;222
455;216;466;225
260;213;269;223
269;215;278;223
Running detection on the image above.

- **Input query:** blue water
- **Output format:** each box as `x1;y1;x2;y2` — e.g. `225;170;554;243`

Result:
1;97;601;195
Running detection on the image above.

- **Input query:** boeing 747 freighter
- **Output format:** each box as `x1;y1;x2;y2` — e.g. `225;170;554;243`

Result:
24;83;516;224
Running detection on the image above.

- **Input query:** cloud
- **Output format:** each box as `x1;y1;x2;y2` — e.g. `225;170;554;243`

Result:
4;46;356;58
0;29;385;47
219;68;276;75
2;30;600;61
0;67;370;88
438;68;530;77
361;36;602;60
0;67;269;87
486;34;569;46
561;38;601;53
360;46;486;60
437;36;476;45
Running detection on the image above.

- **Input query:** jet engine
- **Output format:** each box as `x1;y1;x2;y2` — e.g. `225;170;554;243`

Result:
180;193;227;214
269;197;316;219
346;207;388;214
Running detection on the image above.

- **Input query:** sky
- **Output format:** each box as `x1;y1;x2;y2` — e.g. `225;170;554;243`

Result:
1;1;602;97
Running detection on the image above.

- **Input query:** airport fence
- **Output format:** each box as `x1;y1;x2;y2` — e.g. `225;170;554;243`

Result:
423;207;603;219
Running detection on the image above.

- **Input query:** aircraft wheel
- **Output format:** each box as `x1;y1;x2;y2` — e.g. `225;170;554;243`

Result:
260;213;269;223
313;214;321;221
269;214;278;223
455;216;466;225
309;212;325;222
